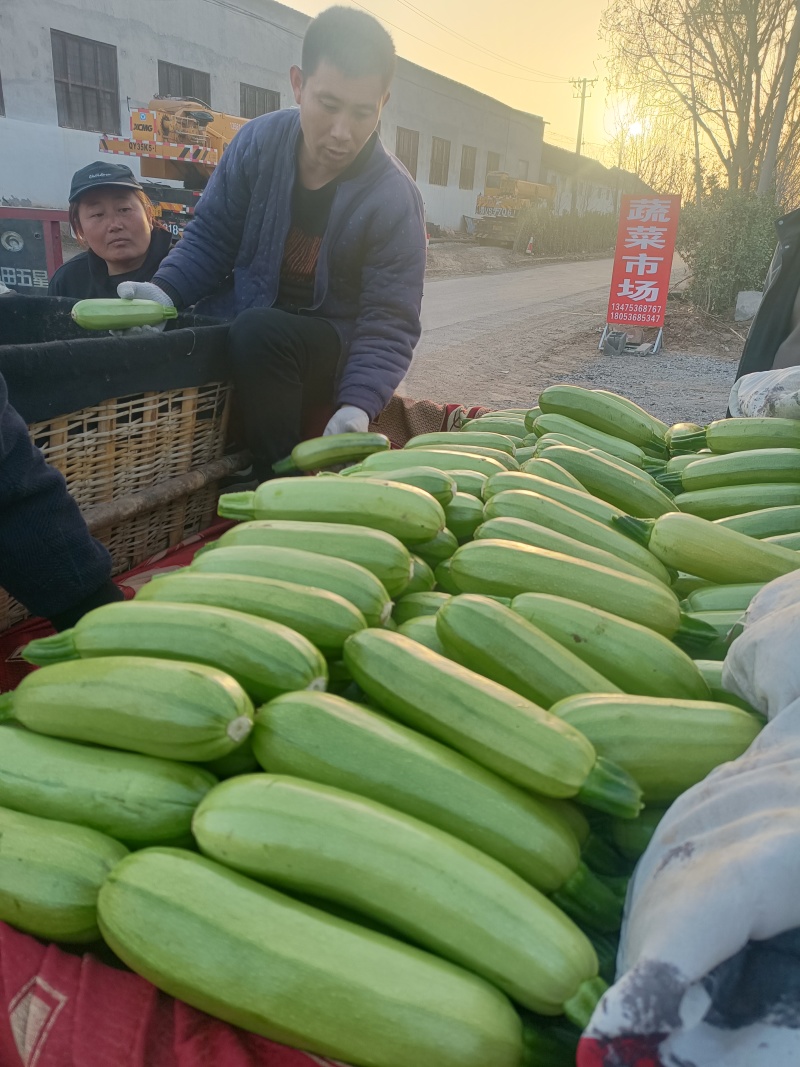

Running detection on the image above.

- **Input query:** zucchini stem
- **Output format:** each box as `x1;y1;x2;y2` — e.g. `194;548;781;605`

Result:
551;861;624;933
611;515;654;546
578;758;643;819
22;632;80;666
217;491;257;520
563;976;608;1029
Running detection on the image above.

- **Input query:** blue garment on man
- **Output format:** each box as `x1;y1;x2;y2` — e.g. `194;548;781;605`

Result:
153;108;426;421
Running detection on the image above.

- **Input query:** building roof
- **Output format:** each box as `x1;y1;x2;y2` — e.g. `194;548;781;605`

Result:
540;142;653;192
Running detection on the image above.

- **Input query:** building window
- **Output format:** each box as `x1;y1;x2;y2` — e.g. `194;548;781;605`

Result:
429;136;451;186
459;145;477;190
158;60;211;105
240;83;280;119
518;160;529;180
51;30;120;134
486;150;501;177
395;126;419;180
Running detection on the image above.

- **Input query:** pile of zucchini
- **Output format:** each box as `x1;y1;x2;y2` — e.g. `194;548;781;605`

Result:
0;386;797;1067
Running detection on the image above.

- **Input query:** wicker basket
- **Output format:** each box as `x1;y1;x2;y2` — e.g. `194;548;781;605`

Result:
0;382;233;633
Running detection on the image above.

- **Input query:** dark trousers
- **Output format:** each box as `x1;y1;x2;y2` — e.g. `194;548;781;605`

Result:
226;307;342;479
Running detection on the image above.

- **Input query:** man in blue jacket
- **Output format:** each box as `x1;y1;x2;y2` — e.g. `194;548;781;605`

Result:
0;372;122;629
123;7;426;478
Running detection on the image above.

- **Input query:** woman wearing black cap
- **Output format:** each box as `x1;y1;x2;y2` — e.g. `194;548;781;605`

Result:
48;162;173;298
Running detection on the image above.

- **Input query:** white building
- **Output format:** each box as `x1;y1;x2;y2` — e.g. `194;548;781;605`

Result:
540;142;653;215
0;0;545;230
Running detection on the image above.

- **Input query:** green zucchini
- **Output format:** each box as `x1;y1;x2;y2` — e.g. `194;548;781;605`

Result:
253;691;585;894
533;413;650;467
411;527;459;568
71;297;177;330
272;432;390;474
422;443;521;471
610;806;667;861
480;492;672;584
0;656;254;762
445;492;485;542
0;806;128;942
448;539;682;636
511;593;712;700
461;416;527;439
218;476;446;546
677;482;800;519
403;555;436;595
436;594;620;708
193;774;601;1016
538;385;667;454
358;448;507;479
98;848;524;1067
208;519;412;597
475;515;662;587
680;417;800;454
766;531;800;549
408;430;517;456
716;504;800;538
396;615;448;654
683;583;766;612
393;591;451;626
342;629;642;816
592;389;669;437
665;422;704;453
344;466;458;507
540;445;676;518
514;446;537;464
24;601;328;704
614;512;800;584
434;557;462;594
0;726;216;845
660;447;800;493
485;468;585;500
553;694;762;802
135;571;366;658
189;544;392;627
449;469;489;497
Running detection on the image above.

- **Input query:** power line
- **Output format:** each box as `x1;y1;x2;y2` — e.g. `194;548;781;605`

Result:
390;0;568;81
348;0;573;83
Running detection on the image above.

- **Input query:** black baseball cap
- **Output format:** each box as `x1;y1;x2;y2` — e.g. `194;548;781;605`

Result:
69;161;143;202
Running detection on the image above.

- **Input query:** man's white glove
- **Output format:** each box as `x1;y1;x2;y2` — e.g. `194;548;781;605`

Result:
323;405;370;436
112;281;174;335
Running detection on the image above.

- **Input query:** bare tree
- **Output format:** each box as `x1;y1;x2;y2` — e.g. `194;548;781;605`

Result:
600;0;800;194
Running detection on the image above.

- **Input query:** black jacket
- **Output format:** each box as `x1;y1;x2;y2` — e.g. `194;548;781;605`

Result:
48;226;173;300
0;370;121;627
735;207;800;380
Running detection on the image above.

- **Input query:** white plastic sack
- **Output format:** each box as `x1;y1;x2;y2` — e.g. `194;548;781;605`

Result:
580;697;800;1067
723;599;800;719
742;568;800;629
728;366;800;419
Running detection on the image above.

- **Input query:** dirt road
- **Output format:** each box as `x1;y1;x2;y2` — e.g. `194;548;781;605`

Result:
403;255;743;425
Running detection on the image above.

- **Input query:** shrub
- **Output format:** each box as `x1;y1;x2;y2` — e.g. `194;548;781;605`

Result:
513;207;618;256
676;191;781;312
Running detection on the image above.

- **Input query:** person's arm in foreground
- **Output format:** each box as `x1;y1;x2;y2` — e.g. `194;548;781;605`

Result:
0;374;121;629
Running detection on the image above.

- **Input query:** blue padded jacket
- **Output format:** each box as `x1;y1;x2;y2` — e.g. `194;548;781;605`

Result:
153;108;426;420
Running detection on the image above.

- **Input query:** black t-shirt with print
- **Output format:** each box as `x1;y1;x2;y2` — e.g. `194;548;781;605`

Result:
276;133;376;313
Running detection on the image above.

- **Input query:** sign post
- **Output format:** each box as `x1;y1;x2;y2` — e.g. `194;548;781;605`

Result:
600;194;681;354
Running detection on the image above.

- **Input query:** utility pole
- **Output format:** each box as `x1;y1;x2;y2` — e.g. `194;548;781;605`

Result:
758;0;800;196
570;77;597;214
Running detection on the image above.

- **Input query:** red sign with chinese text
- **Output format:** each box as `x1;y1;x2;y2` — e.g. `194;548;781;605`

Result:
606;195;681;328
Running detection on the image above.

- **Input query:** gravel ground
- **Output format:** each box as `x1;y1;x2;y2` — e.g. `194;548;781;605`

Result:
413;243;746;426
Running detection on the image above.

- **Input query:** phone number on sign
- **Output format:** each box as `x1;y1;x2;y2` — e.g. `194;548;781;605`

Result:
609;304;664;324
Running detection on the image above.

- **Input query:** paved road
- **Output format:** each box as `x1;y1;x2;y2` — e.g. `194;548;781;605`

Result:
400;258;614;405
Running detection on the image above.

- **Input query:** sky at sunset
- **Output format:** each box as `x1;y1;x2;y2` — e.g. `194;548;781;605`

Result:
288;0;614;156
